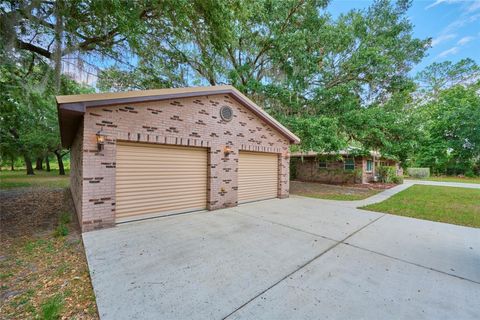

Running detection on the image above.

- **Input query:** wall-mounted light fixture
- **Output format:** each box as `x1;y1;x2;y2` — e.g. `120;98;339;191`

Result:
96;129;107;151
224;146;232;156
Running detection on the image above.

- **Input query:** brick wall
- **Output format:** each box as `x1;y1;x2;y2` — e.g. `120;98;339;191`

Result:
76;93;290;231
294;156;401;184
70;121;83;223
294;157;363;184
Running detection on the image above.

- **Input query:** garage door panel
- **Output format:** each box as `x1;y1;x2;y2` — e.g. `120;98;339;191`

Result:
116;184;206;194
116;198;206;211
115;142;207;221
115;191;207;203
115;204;205;220
238;151;278;203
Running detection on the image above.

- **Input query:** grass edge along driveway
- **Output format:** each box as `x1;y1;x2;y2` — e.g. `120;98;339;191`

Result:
360;185;480;228
407;176;480;184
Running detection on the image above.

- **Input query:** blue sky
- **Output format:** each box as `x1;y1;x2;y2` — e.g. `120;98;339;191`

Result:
328;0;480;74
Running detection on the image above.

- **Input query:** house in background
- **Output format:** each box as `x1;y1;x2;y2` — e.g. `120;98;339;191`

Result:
291;149;403;185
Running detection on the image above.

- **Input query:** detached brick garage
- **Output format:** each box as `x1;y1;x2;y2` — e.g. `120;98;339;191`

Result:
57;86;300;232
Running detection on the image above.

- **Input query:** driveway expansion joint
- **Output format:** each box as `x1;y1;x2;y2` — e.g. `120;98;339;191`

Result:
234;209;338;242
222;213;386;319
344;243;480;285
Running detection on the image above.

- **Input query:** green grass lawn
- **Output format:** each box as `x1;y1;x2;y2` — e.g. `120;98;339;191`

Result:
0;170;70;189
361;185;480;228
406;175;480;184
425;176;480;184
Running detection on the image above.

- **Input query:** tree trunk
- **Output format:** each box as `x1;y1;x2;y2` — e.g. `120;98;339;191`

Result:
10;157;15;171
24;155;34;175
55;150;65;175
54;0;64;92
35;157;43;170
45;156;51;172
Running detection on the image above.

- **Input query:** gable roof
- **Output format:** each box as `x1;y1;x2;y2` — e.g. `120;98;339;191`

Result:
56;85;300;147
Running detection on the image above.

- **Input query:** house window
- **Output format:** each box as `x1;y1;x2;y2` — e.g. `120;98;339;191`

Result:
380;161;387;167
366;160;373;172
318;161;327;169
344;158;355;170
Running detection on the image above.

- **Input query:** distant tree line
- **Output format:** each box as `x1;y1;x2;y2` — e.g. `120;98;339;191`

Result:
1;0;478;176
410;59;480;176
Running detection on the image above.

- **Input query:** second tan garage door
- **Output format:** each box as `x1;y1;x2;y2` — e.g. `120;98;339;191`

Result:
238;151;278;203
115;142;207;222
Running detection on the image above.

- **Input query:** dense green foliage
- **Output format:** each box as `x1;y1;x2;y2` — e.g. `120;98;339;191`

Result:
410;59;480;175
377;166;397;183
0;0;478;176
99;0;429;159
1;0;116;173
0;54;91;173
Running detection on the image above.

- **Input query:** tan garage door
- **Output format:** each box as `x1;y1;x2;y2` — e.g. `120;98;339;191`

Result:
115;142;207;222
238;151;278;203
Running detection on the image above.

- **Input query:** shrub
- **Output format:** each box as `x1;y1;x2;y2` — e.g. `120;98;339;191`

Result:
407;167;430;179
54;223;69;237
465;170;476;178
54;212;71;237
377;166;397;183
392;175;404;184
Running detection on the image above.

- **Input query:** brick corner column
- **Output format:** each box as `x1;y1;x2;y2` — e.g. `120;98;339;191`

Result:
278;152;290;199
81;119;117;232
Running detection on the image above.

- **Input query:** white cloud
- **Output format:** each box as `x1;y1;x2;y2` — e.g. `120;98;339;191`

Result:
438;46;459;57
425;0;463;10
431;33;456;46
457;36;474;45
466;1;480;13
425;0;480;11
444;12;480;33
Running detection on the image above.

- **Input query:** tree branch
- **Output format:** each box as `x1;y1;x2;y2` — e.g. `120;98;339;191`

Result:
16;39;52;58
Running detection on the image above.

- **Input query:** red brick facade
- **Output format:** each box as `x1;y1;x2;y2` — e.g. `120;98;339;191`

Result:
293;156;402;184
70;93;291;232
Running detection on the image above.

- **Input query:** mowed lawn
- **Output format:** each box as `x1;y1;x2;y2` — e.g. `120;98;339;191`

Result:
422;176;480;184
361;185;480;228
0;170;70;189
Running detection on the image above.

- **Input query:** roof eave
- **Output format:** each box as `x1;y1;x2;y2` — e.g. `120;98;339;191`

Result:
57;86;300;147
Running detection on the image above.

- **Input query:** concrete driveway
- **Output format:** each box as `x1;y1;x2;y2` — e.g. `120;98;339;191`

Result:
83;196;480;320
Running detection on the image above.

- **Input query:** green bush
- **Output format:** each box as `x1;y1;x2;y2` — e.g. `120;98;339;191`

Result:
377;166;397;183
354;169;363;184
465;170;476;178
54;223;69;237
392;175;404;184
53;212;71;237
407;167;430;179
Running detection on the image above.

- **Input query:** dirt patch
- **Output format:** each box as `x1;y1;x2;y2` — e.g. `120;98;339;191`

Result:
0;188;98;319
341;182;396;190
290;180;385;200
1;188;69;238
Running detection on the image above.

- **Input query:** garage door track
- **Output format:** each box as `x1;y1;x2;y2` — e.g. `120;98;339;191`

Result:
83;197;480;320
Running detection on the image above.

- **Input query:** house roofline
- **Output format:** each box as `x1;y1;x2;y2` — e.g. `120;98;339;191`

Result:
56;85;300;148
291;150;397;160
